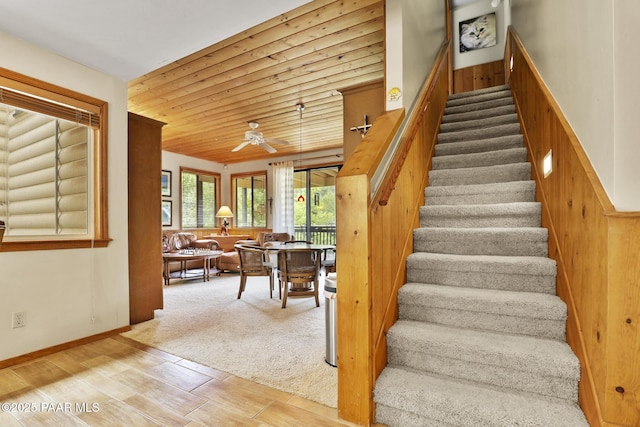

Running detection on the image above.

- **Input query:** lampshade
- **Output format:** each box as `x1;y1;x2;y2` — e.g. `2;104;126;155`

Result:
216;206;234;218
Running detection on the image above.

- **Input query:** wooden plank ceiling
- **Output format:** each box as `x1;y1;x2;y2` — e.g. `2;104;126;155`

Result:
127;0;385;165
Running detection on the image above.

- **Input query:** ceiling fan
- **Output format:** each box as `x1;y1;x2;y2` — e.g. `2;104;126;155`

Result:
232;122;289;154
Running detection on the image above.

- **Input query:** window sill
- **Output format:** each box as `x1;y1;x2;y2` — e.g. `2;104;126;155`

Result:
0;238;111;252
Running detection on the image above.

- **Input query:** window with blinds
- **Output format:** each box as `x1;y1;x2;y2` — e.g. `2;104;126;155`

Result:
180;168;220;229
0;67;108;250
0;106;90;235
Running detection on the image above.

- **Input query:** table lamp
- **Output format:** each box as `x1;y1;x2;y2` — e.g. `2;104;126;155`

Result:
216;206;234;236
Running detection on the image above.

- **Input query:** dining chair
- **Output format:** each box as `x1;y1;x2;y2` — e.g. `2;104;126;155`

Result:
321;246;336;273
0;220;5;248
277;247;321;308
235;244;275;299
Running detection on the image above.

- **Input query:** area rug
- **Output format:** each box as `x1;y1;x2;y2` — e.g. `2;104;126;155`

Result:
122;273;337;407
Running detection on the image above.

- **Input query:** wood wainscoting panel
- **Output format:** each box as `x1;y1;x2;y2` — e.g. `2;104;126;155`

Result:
453;60;505;94
507;27;640;427
336;38;451;425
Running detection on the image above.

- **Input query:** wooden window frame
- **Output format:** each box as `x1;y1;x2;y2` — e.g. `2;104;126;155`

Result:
231;170;268;229
0;67;109;252
179;167;221;230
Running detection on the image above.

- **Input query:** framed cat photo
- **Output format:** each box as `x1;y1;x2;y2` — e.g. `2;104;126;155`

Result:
459;13;497;53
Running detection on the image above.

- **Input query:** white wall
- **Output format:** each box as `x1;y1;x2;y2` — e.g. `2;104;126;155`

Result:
386;0;447;111
161;148;343;230
161;151;225;231
453;0;510;70
511;0;639;211
0;32;130;360
613;1;640;211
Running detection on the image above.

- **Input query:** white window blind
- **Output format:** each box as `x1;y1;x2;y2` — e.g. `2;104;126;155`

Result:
0;104;90;236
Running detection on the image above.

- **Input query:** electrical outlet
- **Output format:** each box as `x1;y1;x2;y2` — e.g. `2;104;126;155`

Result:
12;311;26;328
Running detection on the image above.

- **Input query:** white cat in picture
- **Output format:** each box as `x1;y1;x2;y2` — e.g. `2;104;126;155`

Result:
459;13;497;53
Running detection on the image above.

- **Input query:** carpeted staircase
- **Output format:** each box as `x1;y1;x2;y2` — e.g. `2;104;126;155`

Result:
373;85;589;426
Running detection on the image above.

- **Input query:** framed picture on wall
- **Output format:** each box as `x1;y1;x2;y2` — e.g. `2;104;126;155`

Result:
459;13;497;53
162;200;172;227
161;170;172;197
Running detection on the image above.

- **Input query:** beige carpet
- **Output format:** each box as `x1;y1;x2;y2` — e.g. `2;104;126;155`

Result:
122;272;337;407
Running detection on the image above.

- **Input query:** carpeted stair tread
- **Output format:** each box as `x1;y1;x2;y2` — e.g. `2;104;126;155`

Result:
438;123;521;144
374;367;589;427
434;134;523;157
407;252;556;277
398;283;567;340
446;89;512;108
388;320;579;379
441;103;516;124
406;252;556;294
424;181;536;206
419;202;541;228
447;84;510;100
386;320;579;399
413;227;548;257
439;113;518;133
444;96;514;116
429;162;531;187
432;147;527;170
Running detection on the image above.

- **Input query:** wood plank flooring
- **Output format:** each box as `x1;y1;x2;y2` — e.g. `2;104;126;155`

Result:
0;335;361;426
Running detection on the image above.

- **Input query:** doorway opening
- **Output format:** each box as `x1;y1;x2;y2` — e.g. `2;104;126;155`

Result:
293;166;339;245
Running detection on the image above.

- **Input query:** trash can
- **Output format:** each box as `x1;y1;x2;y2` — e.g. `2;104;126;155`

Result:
324;272;338;367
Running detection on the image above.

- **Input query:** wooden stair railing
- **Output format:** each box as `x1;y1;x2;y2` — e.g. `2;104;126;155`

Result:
506;26;640;427
335;39;451;426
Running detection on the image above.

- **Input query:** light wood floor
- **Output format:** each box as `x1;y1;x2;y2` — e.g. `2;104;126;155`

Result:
0;335;362;427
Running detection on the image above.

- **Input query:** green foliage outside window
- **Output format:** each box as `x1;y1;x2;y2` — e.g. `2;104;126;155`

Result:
181;170;217;228
234;174;267;228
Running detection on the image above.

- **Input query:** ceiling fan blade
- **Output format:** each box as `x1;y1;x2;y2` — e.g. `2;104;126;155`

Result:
264;138;289;145
260;142;277;154
232;141;251;152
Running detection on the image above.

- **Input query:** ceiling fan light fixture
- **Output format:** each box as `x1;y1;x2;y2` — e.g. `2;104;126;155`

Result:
232;121;288;153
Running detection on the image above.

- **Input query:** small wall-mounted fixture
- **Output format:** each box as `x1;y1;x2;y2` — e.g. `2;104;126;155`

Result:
510;55;514;72
543;149;553;178
491;0;502;7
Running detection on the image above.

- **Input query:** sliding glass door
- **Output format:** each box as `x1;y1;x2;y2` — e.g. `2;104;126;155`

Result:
293;166;339;244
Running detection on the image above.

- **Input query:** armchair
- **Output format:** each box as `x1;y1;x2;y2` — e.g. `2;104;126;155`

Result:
277;247;321;308
235;244;275;299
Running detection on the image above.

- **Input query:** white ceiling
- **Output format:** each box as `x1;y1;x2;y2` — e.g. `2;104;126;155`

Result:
0;0;480;82
0;0;311;81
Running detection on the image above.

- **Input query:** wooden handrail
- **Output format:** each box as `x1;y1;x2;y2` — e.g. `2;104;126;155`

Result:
507;26;640;426
376;39;451;206
336;37;451;426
